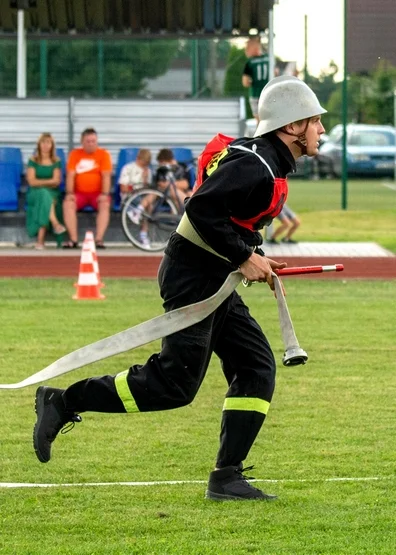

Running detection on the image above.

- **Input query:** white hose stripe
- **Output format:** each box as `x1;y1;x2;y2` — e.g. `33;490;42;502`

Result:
0;271;243;389
0;475;392;489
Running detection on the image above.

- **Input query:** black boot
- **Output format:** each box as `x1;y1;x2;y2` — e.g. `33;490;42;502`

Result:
205;465;277;501
33;386;82;463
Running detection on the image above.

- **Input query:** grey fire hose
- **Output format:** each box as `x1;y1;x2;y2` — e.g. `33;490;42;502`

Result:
272;274;308;366
0;271;306;390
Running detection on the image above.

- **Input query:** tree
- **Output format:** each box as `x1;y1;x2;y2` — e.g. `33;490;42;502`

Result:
223;45;251;117
304;61;339;130
0;41;17;96
326;59;396;128
306;61;339;104
176;38;231;62
0;39;180;97
365;60;396;124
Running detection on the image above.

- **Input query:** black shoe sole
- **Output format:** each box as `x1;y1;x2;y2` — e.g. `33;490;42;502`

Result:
205;490;278;501
33;386;50;463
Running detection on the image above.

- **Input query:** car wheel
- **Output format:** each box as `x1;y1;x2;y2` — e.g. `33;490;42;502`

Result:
317;158;334;179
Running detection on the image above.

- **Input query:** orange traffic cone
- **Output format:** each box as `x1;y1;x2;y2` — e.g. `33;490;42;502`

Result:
83;230;96;252
73;243;105;300
92;249;104;287
82;230;104;287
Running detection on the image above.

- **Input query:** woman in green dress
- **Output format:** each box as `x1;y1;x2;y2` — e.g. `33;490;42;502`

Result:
26;133;66;249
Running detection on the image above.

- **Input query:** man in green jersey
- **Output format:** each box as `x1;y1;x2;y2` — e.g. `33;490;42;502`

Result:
242;37;271;124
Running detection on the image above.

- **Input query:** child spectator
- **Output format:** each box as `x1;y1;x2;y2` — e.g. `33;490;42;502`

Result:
155;148;190;200
127;148;189;248
267;204;301;244
118;148;152;204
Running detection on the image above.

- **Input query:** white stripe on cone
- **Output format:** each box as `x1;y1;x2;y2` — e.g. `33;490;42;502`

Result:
83;230;96;253
81;249;94;263
77;272;99;285
72;232;105;299
85;231;104;286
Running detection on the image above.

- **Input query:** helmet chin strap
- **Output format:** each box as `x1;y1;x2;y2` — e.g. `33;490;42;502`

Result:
280;119;310;156
292;137;307;156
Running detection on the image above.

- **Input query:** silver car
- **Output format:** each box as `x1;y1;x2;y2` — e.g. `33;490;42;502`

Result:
317;123;396;178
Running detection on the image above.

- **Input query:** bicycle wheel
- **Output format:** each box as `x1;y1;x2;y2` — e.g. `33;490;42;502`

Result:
121;188;180;252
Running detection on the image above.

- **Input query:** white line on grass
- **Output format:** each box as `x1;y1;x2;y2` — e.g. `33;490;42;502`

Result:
382;181;396;191
0;476;393;489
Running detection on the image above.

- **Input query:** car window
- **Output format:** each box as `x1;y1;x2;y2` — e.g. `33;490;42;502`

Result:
350;130;395;147
328;126;343;144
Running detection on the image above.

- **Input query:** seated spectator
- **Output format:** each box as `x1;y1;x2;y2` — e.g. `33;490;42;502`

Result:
126;148;190;247
267;203;301;244
26;133;65;250
118;148;152;204
155;148;191;201
62;128;112;249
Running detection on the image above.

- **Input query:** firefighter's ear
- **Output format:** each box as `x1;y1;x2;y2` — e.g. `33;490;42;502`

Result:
283;122;296;134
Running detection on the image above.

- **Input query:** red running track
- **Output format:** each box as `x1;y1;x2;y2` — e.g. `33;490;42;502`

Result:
0;255;395;279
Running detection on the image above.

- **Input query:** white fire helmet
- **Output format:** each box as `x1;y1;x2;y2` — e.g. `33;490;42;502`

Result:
253;75;327;137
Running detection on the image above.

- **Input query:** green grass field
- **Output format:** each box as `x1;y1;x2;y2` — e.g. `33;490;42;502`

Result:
282;178;396;253
1;278;396;555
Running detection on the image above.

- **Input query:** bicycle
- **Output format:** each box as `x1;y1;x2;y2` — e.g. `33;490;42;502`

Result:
121;175;185;252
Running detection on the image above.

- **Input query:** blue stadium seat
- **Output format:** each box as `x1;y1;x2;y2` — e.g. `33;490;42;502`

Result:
0;164;19;211
0;146;23;168
171;147;196;189
113;147;140;211
171;147;194;165
0;147;24;191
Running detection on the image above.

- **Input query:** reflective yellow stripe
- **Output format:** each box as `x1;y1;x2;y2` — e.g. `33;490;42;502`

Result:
114;370;139;413
223;397;270;415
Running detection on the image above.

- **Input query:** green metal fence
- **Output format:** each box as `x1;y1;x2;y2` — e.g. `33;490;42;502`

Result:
0;38;249;101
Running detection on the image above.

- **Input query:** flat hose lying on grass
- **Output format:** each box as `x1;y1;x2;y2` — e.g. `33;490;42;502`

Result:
0;269;312;389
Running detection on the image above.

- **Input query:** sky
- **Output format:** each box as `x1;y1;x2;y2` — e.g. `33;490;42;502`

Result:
273;0;344;78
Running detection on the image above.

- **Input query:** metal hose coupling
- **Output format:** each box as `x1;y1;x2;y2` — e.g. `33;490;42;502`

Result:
242;264;344;366
282;346;308;367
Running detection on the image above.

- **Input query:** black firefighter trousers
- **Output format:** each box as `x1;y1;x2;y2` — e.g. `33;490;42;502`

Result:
63;254;276;468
